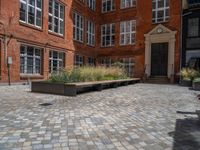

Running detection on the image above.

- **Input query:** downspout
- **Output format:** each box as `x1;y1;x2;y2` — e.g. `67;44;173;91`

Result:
180;0;183;84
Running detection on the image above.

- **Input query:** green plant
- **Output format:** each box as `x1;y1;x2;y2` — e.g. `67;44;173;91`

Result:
48;66;129;83
180;68;200;81
193;78;200;83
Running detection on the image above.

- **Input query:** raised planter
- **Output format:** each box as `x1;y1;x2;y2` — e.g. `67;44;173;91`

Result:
193;82;200;91
32;78;140;96
181;79;192;87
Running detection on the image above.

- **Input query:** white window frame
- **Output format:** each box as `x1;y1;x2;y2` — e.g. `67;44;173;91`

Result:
20;45;42;75
49;50;65;74
75;54;84;67
120;0;136;9
120;20;136;45
87;20;95;46
73;12;84;42
88;57;95;66
87;0;96;10
122;58;134;77
100;58;112;67
101;23;115;47
102;0;115;13
19;0;42;28
152;0;169;23
48;0;64;36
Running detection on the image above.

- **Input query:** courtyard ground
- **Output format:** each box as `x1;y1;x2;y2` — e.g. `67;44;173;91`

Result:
0;84;200;150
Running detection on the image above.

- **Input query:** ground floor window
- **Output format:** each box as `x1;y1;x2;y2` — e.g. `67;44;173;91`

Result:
20;45;42;74
122;58;134;77
88;57;95;66
49;50;65;74
99;58;112;67
75;54;84;67
186;50;200;70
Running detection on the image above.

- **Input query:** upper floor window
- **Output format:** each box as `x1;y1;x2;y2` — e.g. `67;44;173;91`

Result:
87;20;95;46
121;0;136;9
102;0;115;13
48;0;64;35
152;0;169;23
73;12;84;42
20;0;42;28
87;0;96;10
20;45;42;75
49;50;65;74
120;20;136;45
188;18;199;37
101;24;115;47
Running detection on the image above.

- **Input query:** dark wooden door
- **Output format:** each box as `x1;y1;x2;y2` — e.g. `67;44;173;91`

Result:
151;43;168;76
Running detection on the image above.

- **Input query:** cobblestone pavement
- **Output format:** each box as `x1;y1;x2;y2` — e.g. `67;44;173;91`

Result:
0;84;200;150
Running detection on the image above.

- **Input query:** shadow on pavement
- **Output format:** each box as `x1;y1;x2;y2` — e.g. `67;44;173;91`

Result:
170;111;200;150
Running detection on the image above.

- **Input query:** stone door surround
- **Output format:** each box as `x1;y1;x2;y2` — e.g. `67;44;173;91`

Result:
144;24;177;78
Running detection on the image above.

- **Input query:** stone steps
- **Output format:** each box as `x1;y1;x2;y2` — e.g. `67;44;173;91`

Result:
145;76;170;84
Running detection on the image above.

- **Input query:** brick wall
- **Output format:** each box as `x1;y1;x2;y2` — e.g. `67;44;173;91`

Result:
0;0;181;82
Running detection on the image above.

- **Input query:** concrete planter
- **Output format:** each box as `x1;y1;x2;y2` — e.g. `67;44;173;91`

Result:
181;80;192;87
32;78;140;96
193;82;200;91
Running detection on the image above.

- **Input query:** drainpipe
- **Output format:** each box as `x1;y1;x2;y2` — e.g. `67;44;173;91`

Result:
180;0;183;84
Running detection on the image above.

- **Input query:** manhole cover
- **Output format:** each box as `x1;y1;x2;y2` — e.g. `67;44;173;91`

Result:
39;103;53;106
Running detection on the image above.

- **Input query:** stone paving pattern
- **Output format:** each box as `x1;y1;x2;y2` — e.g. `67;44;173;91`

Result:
0;84;200;150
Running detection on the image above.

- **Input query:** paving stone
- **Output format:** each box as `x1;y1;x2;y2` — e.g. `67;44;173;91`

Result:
0;84;200;150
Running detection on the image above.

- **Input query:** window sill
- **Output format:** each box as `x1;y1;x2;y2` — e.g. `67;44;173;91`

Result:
152;20;169;25
73;39;84;44
87;44;95;48
120;44;136;46
120;6;137;10
19;21;43;32
48;31;64;39
100;45;115;48
101;10;116;14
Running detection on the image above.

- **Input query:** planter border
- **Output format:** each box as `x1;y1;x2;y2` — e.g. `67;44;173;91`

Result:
193;82;200;91
31;78;140;96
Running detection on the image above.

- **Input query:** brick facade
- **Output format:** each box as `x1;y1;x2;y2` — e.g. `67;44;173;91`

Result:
0;0;181;83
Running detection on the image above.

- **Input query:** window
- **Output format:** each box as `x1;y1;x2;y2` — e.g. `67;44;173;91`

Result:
49;51;65;73
73;12;84;42
188;18;199;37
48;0;64;35
121;0;136;9
120;20;136;45
99;58;112;67
152;0;169;23
20;45;42;74
87;0;96;10
102;0;115;13
101;24;115;47
75;54;84;66
122;58;134;77
88;57;95;66
87;21;95;46
20;0;42;27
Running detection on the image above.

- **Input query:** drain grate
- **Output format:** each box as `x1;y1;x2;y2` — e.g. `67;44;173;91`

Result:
39;103;53;106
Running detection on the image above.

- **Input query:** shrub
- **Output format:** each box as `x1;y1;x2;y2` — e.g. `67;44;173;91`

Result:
180;68;200;81
193;78;200;83
48;66;129;83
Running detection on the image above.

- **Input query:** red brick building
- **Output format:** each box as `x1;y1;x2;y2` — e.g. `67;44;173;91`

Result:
0;0;181;83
